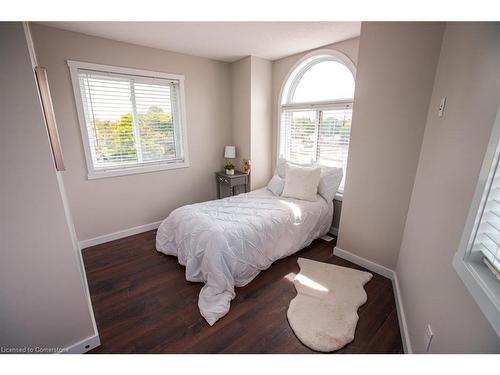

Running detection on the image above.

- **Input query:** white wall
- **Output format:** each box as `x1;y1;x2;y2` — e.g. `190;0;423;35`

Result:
230;55;273;189
0;22;96;351
30;24;233;242
396;22;500;353
336;23;445;269
250;56;273;189
230;57;252;168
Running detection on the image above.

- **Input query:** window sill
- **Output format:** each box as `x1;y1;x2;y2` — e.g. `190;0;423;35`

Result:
452;252;500;336
87;161;190;180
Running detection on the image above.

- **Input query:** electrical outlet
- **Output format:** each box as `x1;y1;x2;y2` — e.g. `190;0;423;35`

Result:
424;324;433;352
438;96;447;117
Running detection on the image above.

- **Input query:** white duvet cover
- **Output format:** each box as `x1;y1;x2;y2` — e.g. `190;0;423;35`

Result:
156;188;333;325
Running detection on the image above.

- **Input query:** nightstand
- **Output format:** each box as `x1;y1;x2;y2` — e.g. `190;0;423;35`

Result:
215;171;249;199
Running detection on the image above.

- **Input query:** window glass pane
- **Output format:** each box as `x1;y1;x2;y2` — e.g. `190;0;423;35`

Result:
292;60;354;103
135;83;177;162
79;73;137;167
318;109;352;190
286;110;317;164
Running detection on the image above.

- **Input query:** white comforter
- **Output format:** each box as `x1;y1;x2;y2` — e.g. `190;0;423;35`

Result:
156;188;333;325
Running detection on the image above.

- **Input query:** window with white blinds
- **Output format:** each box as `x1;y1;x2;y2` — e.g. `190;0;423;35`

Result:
469;151;500;280
68;61;188;178
279;53;355;193
453;112;500;335
280;106;352;177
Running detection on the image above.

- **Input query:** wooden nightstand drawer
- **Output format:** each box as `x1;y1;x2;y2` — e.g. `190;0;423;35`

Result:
227;175;246;188
215;171;249;199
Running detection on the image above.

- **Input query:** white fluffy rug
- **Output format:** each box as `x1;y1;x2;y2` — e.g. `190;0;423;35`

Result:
287;258;372;352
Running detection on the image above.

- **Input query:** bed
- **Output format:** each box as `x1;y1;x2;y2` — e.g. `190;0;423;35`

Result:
156;187;333;325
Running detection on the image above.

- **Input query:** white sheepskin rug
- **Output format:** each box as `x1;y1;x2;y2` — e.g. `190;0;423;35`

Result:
287;258;372;352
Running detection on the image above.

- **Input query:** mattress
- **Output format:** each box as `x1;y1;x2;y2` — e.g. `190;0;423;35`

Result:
156;188;333;325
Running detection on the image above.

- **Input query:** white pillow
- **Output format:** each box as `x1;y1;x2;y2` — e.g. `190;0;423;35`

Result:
276;158;343;201
281;164;321;201
266;175;285;196
317;166;343;201
275;157;312;178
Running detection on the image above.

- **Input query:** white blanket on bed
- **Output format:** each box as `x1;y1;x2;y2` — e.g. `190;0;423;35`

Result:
156;188;333;325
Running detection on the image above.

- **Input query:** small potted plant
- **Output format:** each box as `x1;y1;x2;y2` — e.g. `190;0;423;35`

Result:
224;162;235;175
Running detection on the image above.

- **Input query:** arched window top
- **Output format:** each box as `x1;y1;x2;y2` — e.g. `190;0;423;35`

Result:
281;52;356;105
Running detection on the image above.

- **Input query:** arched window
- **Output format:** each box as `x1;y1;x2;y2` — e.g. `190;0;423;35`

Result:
279;51;355;193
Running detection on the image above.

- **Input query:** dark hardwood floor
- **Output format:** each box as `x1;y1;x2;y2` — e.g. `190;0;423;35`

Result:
82;230;403;353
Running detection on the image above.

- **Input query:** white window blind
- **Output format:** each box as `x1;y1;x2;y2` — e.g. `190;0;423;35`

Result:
69;62;188;178
471;156;500;280
280;105;352;190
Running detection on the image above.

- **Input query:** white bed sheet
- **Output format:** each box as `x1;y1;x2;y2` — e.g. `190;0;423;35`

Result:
156;188;333;325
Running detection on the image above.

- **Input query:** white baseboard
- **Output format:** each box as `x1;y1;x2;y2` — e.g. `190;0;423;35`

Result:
333;246;412;353
333;246;394;279
61;334;100;354
391;273;413;354
79;220;162;250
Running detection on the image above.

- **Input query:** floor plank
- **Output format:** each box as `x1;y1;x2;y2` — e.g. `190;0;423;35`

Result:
82;230;403;354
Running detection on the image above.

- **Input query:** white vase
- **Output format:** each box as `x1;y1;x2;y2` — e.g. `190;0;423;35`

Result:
225;169;234;175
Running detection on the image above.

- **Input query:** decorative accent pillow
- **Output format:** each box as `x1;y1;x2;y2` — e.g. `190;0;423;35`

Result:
267;175;285;196
275;157;312;179
281;164;322;201
317;166;343;202
276;157;343;202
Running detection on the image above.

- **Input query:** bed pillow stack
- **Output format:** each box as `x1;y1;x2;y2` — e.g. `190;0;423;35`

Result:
281;164;322;201
268;158;343;201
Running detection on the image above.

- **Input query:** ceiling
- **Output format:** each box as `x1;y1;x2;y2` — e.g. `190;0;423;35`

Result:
38;22;361;62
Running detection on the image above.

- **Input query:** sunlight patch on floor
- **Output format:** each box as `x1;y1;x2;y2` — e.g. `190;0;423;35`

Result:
284;272;329;292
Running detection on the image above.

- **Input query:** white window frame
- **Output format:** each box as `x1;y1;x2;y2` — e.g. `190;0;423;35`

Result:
68;60;190;179
277;49;356;200
453;105;500;337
